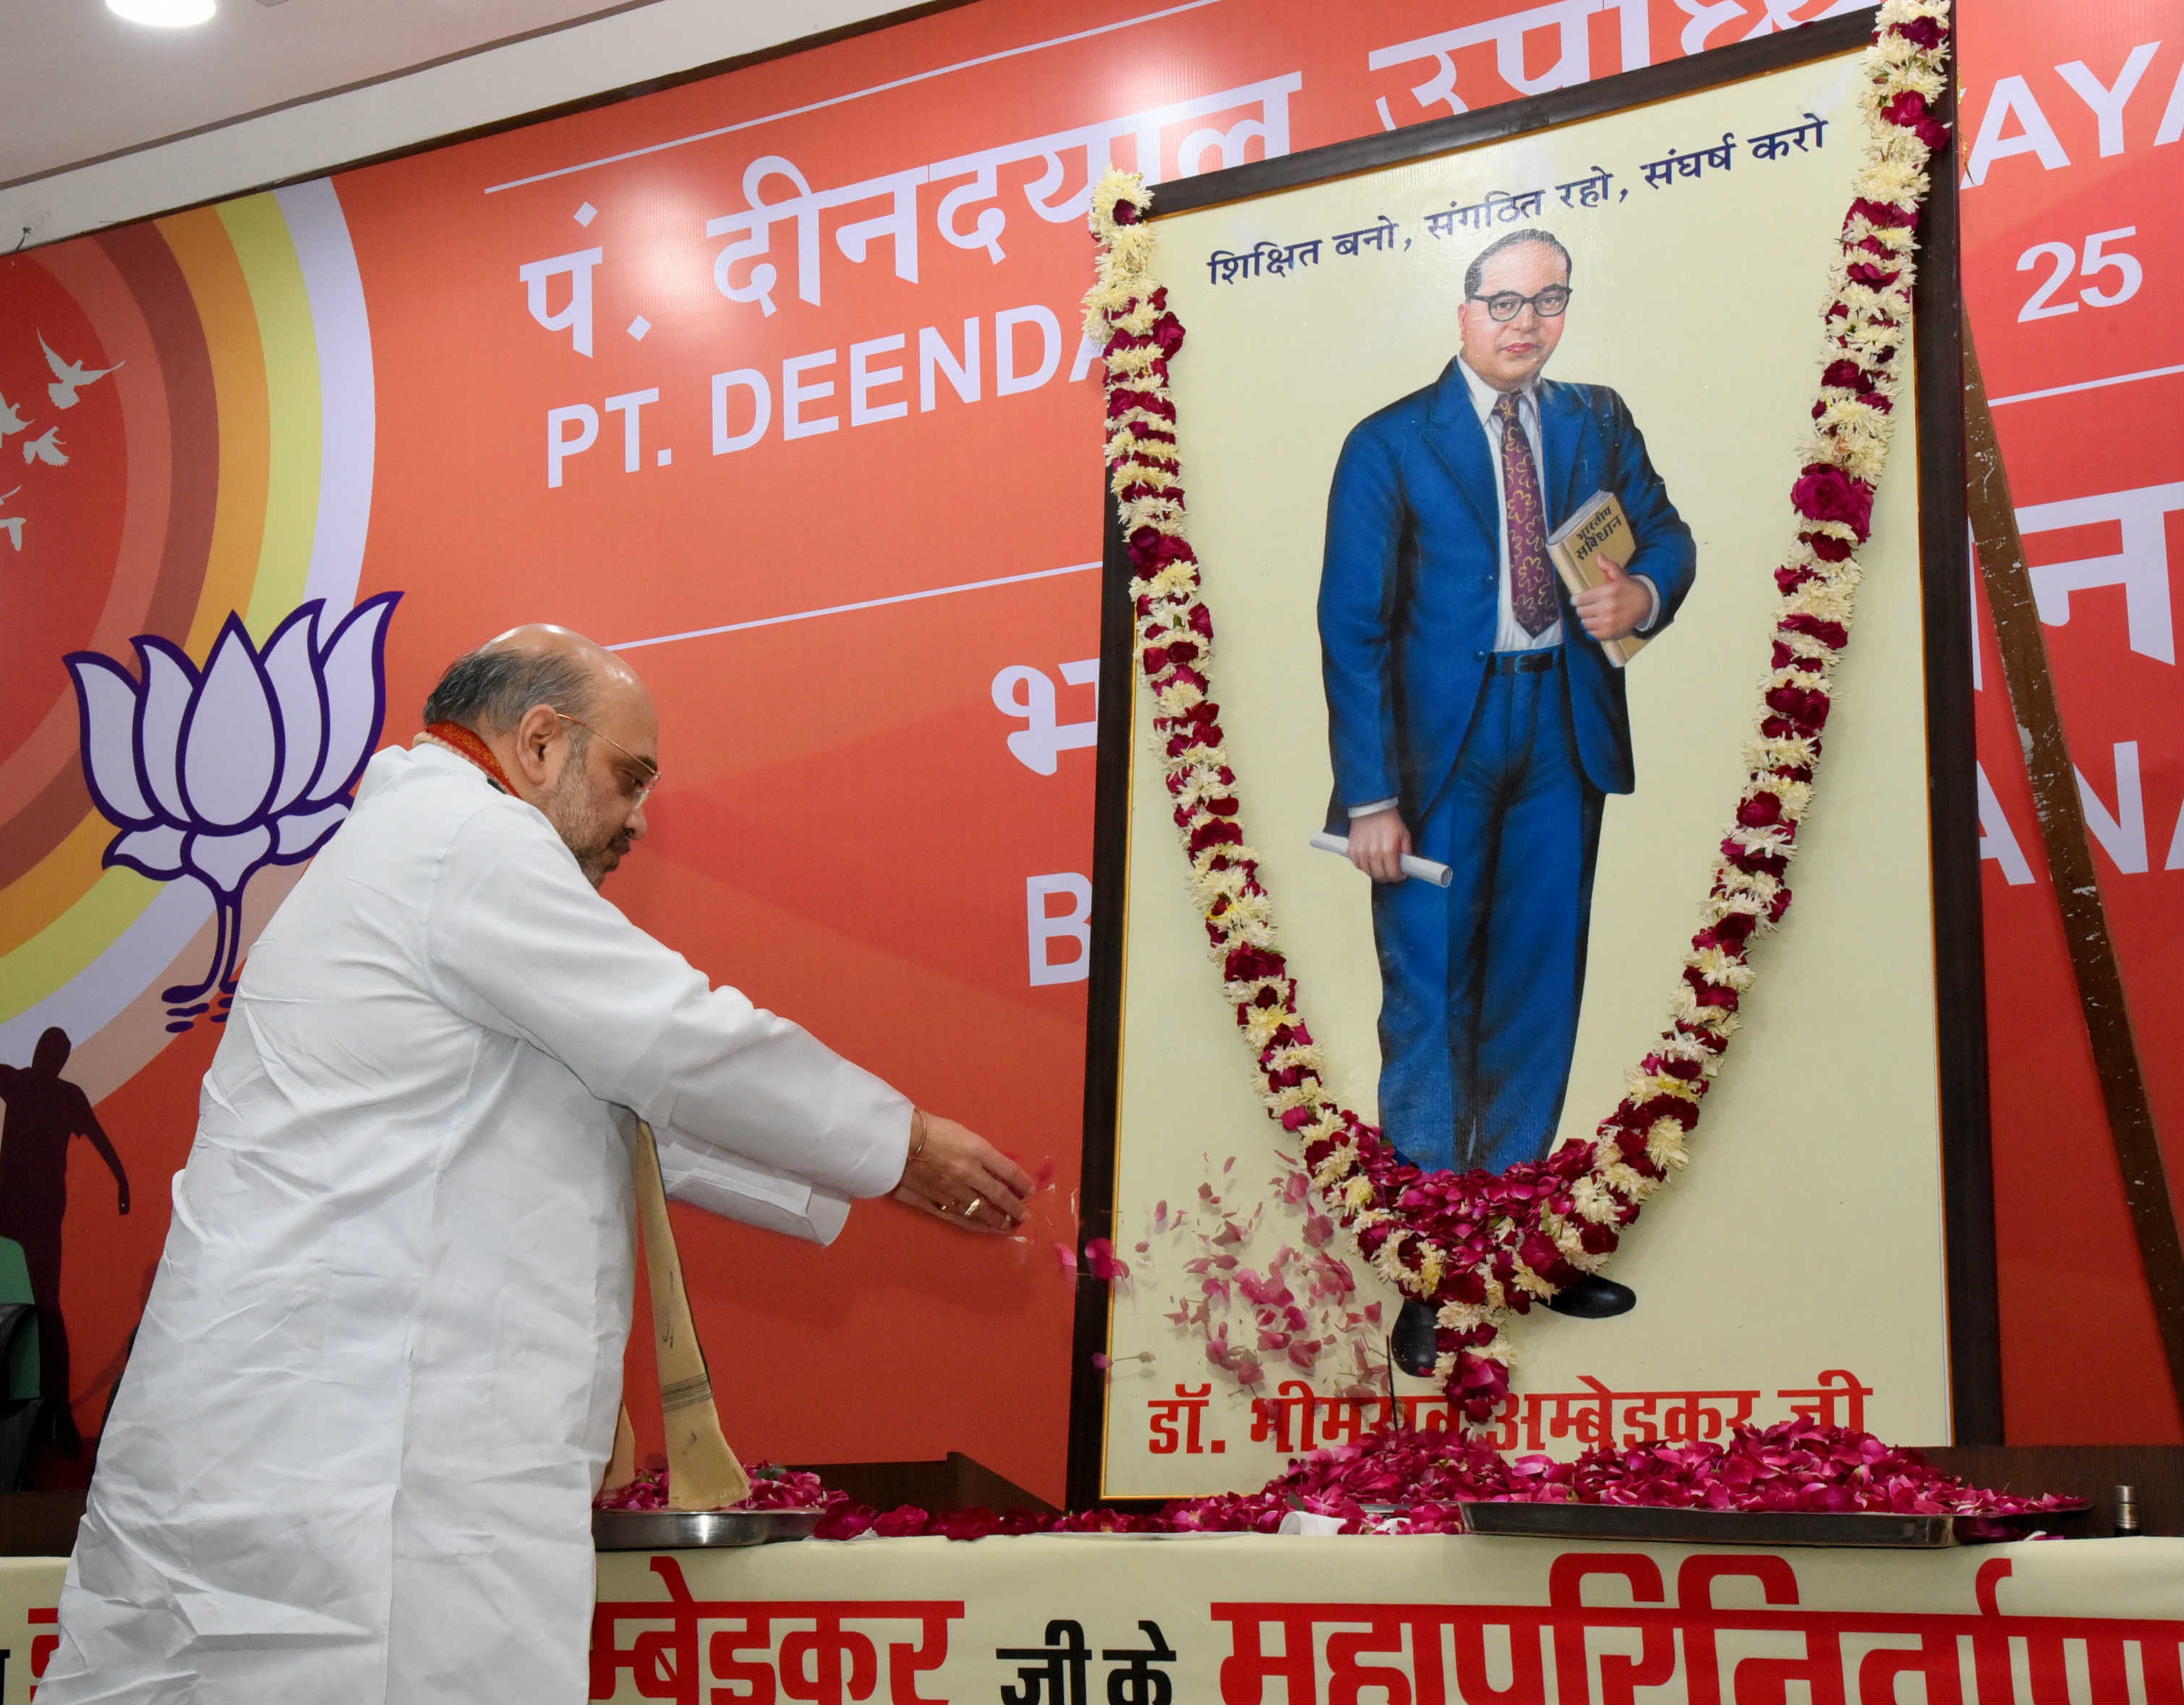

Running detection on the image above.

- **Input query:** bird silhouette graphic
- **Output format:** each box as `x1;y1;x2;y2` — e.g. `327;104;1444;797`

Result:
0;487;22;552
40;333;123;411
22;427;66;468
0;390;30;439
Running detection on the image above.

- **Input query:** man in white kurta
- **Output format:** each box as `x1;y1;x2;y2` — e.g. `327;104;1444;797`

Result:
43;626;1029;1704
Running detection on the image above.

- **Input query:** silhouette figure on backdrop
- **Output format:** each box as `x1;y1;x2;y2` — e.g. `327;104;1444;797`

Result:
0;487;22;552
40;333;123;411
0;1028;129;1451
22;427;67;468
0;392;29;437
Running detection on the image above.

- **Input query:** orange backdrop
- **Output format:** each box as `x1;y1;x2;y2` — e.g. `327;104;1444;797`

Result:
4;0;2178;1507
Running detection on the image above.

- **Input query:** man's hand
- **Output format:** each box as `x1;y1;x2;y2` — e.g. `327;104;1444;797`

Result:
1346;808;1412;884
1573;556;1650;642
893;1111;1033;1235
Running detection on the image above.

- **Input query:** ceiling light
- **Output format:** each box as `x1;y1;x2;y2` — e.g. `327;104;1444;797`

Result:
106;0;218;25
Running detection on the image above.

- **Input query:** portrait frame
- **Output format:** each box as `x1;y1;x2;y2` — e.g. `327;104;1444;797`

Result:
1065;9;1984;1509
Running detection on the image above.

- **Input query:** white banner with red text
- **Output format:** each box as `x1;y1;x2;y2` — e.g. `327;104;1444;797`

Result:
3;1536;2178;1701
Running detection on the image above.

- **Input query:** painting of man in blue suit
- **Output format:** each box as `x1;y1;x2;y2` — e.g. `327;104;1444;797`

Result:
1319;228;1694;1338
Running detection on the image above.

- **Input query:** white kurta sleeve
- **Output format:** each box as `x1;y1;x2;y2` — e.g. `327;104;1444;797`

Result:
650;1123;852;1245
424;802;910;1202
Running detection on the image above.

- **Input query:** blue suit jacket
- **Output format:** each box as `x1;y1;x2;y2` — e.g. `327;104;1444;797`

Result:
1318;359;1696;816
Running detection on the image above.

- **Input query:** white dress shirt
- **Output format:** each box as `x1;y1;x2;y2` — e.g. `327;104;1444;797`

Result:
1459;357;1564;654
1455;356;1662;651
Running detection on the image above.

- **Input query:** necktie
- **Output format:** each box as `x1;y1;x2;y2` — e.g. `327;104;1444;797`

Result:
1495;390;1556;636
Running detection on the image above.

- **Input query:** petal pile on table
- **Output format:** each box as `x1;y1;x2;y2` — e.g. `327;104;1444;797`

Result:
594;1419;2081;1542
595;1463;835;1513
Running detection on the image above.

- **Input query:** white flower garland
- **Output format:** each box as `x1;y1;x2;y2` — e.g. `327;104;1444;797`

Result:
1085;0;1953;1425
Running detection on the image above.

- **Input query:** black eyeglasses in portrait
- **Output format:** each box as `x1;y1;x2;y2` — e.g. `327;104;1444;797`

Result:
1470;285;1573;321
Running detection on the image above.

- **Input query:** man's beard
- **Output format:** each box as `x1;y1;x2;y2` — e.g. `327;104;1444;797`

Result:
542;761;629;889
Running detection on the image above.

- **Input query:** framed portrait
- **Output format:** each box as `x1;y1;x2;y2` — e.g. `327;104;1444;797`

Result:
1069;12;1980;1505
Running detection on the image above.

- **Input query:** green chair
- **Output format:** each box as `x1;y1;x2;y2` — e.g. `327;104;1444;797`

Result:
0;1238;43;1487
0;1238;38;1401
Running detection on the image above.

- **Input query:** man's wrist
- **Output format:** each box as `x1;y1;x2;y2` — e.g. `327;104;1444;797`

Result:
1348;799;1399;819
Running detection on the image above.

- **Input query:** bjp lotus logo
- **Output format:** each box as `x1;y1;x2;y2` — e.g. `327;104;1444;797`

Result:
65;594;401;1022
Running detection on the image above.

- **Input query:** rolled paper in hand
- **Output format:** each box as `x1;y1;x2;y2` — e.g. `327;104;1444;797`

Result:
1309;831;1455;888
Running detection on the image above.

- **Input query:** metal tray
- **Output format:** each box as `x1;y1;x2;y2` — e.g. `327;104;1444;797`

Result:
593;1507;825;1550
1456;1502;1958;1549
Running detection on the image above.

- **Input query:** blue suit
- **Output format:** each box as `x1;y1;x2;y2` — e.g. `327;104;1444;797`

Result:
1318;359;1695;1174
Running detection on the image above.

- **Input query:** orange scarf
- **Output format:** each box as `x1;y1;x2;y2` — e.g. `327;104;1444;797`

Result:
416;722;517;795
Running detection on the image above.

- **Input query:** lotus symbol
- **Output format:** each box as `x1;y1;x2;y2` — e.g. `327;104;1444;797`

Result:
66;594;401;1025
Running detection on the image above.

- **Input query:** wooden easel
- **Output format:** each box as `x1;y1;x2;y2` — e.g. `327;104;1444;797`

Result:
1963;312;2184;1414
600;1119;751;1510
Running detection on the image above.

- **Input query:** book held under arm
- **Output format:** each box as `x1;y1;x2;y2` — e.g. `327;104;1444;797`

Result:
1548;489;1647;667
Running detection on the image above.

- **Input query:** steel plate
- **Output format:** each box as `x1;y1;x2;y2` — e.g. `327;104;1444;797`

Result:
1456;1503;1958;1549
593;1508;825;1550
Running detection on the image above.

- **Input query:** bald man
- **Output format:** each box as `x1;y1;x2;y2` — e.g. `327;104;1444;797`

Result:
43;628;1031;1705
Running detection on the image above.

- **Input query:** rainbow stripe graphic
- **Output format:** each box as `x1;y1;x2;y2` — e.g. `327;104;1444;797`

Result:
0;181;375;1092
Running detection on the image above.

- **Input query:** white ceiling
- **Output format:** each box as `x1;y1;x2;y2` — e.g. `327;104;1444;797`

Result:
1;0;702;187
0;0;903;245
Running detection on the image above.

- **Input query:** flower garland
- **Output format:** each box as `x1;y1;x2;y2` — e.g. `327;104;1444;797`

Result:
1083;0;1953;1428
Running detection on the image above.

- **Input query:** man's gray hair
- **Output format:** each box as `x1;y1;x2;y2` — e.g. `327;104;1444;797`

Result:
1464;228;1573;299
422;646;595;735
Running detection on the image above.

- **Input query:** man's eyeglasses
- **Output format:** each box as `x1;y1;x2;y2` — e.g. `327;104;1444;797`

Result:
1470;286;1572;322
557;712;661;806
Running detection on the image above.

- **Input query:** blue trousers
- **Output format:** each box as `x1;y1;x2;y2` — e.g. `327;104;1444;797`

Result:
1372;658;1605;1174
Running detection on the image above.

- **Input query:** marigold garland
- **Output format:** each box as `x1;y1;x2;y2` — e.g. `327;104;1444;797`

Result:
1084;0;1953;1428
